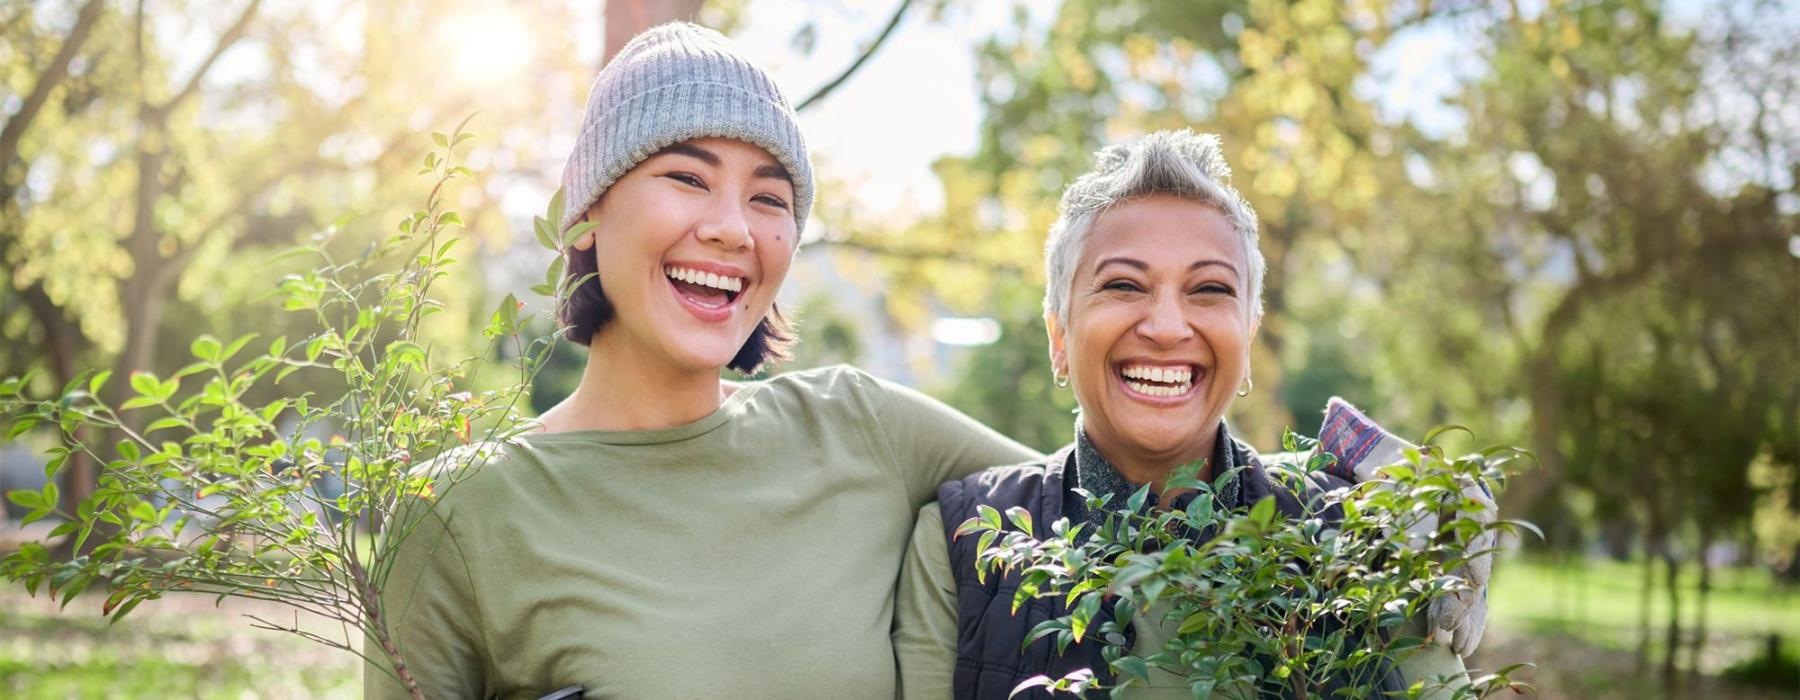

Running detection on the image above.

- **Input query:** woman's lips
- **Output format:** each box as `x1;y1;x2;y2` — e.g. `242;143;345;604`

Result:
663;263;747;323
667;275;738;322
1115;362;1201;404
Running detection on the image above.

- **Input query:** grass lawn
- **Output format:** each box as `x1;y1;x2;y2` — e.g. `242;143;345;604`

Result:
1488;555;1798;654
1;587;358;699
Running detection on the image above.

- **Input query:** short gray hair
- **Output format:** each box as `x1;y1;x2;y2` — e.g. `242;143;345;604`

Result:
1042;130;1264;325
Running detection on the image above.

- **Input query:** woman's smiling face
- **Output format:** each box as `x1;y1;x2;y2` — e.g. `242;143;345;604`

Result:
573;137;799;374
1049;194;1259;467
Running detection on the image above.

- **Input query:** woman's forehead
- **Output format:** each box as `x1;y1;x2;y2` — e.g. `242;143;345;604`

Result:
1081;197;1244;273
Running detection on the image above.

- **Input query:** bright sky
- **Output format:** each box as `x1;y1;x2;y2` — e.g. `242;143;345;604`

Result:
576;1;1058;221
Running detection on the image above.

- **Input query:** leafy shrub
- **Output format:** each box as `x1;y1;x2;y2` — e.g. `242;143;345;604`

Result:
958;430;1536;699
0;119;589;700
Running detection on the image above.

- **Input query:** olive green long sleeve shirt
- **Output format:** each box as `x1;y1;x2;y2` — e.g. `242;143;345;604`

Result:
365;366;1037;699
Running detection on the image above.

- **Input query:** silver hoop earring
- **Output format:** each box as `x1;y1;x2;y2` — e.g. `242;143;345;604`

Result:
1054;371;1069;389
1237;375;1253;397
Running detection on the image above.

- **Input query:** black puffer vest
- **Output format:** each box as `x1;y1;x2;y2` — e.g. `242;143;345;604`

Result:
937;440;1405;699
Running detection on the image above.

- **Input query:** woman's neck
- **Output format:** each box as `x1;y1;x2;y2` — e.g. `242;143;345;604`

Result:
1080;421;1219;495
538;331;730;433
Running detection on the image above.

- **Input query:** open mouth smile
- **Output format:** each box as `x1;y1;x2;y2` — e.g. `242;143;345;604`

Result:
664;264;746;320
1117;363;1200;401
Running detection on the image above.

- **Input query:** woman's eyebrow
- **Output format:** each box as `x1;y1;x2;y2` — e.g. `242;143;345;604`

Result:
754;162;792;183
1093;256;1148;274
657;142;720;165
657;142;790;184
1190;259;1240;278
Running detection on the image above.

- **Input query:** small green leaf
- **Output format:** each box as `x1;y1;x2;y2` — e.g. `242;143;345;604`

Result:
431;131;449;148
144;417;187;435
1070;592;1102;642
190;335;221;362
545;188;567;228
1250;495;1276;526
1114;656;1149;682
1005;506;1034;534
6;489;44;510
219;334;257;364
88;370;113;396
130;371;159;398
562;220;596;248
386;341;428;372
7;417;39;440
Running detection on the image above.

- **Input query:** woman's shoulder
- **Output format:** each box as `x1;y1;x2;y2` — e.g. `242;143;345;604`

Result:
402;439;541;509
938;447;1068;506
755;363;879;393
750;364;921;416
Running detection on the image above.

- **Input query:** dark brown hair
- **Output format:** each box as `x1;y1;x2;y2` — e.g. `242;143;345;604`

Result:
559;240;795;375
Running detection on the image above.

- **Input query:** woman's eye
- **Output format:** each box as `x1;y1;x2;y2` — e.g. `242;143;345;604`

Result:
753;194;790;211
1103;280;1143;293
1191;283;1236;296
665;172;706;189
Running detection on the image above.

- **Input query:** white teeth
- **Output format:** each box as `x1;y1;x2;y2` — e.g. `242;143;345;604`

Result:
1121;365;1193;385
1124;380;1191;397
665;266;743;294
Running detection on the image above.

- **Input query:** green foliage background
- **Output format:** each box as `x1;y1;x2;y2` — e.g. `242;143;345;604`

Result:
1;0;1796;697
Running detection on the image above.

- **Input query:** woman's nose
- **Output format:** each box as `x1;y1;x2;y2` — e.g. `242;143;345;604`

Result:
695;199;754;252
1135;293;1194;347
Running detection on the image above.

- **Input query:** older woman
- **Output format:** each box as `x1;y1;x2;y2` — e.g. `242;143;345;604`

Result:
892;131;1472;698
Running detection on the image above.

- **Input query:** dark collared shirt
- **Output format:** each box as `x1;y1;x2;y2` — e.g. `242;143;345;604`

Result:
1062;421;1249;530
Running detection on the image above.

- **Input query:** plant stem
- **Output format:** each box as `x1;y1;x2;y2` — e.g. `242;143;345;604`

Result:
349;555;424;700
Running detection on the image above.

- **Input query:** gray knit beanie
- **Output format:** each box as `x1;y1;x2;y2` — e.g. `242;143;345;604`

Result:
559;22;813;235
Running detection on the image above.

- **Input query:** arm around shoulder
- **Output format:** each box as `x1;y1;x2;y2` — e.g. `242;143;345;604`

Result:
857;369;1039;506
894;501;961;700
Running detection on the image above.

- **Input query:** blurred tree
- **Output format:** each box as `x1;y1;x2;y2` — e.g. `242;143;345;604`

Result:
0;0;590;533
828;0;1501;444
1349;1;1797;686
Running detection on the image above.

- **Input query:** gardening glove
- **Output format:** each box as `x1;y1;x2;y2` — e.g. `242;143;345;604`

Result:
1317;397;1495;657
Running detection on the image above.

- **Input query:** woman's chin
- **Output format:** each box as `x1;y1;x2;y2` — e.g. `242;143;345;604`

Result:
657;343;742;375
1108;418;1218;460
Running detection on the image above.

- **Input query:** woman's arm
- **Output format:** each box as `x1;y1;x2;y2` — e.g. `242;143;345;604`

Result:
892;501;961;700
856;369;1042;507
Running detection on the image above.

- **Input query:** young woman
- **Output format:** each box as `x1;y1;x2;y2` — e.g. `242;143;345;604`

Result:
368;23;1034;699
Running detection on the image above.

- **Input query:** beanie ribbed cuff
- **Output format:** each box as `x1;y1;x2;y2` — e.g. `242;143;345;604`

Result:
558;22;813;236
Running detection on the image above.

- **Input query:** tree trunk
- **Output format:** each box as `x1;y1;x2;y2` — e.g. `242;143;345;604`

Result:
1636;530;1656;672
1660;545;1682;690
603;0;707;64
1687;528;1713;690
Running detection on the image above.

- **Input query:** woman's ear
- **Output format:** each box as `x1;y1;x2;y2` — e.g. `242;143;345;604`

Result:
571;208;599;251
1044;311;1068;377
